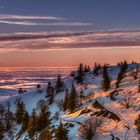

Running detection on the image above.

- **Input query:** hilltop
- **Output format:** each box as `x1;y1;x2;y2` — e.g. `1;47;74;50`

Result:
0;62;140;140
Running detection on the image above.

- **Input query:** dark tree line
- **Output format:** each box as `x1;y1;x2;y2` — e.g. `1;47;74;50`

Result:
93;63;101;76
56;74;64;93
46;81;54;105
46;75;64;105
102;65;111;92
116;61;128;88
0;97;70;140
75;63;91;84
63;84;79;113
0;102;14;139
55;121;69;140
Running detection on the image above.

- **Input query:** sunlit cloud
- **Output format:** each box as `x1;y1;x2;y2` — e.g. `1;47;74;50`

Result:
0;14;93;27
0;20;93;26
0;20;40;26
0;29;140;51
0;14;62;20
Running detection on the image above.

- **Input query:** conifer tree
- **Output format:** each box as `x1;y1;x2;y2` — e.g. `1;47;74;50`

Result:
15;100;25;124
67;84;77;112
102;65;110;91
0;104;5;120
63;89;69;111
37;105;51;132
37;83;41;89
79;89;84;106
55;121;69;140
38;128;52;140
28;109;37;139
48;87;54;105
116;71;124;88
123;60;128;72
56;74;64;93
21;111;29;133
84;65;87;73
18;87;24;94
93;63;101;76
118;61;128;73
46;81;52;97
0;119;4;139
37;83;42;93
76;63;84;84
116;61;128;89
5;102;14;131
84;65;90;73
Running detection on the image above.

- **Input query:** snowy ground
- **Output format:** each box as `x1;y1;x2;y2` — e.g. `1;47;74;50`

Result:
0;63;140;140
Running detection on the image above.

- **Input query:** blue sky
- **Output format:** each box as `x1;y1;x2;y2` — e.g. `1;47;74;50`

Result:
0;0;140;33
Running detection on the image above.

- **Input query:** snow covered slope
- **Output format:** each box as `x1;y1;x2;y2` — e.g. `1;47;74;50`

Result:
0;63;140;140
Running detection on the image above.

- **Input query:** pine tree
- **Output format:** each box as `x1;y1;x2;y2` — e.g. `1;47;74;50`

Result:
63;89;69;111
38;128;52;140
37;83;42;93
67;84;77;112
21;111;29;133
55;121;69;140
0;104;5;120
5;102;14;131
93;63;101;76
76;63;84;84
48;87;54;105
28;109;37;139
18;87;24;94
102;65;110;91
123;60;128;72
0;119;4;139
79;89;84;106
37;105;51;132
116;61;128;89
46;81;52;97
37;83;41;89
56;74;64;93
118;61;128;74
84;65;90;73
116;71;124;88
15;100;25;124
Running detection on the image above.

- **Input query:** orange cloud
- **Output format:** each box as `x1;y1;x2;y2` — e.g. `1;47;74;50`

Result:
0;29;140;52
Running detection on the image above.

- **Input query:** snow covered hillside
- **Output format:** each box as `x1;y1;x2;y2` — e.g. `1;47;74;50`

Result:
0;62;140;140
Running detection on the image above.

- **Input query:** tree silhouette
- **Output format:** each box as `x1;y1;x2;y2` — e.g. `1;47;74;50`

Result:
55;121;69;140
102;65;110;91
15;100;25;124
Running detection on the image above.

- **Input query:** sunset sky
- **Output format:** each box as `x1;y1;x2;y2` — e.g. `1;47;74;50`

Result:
0;0;140;67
